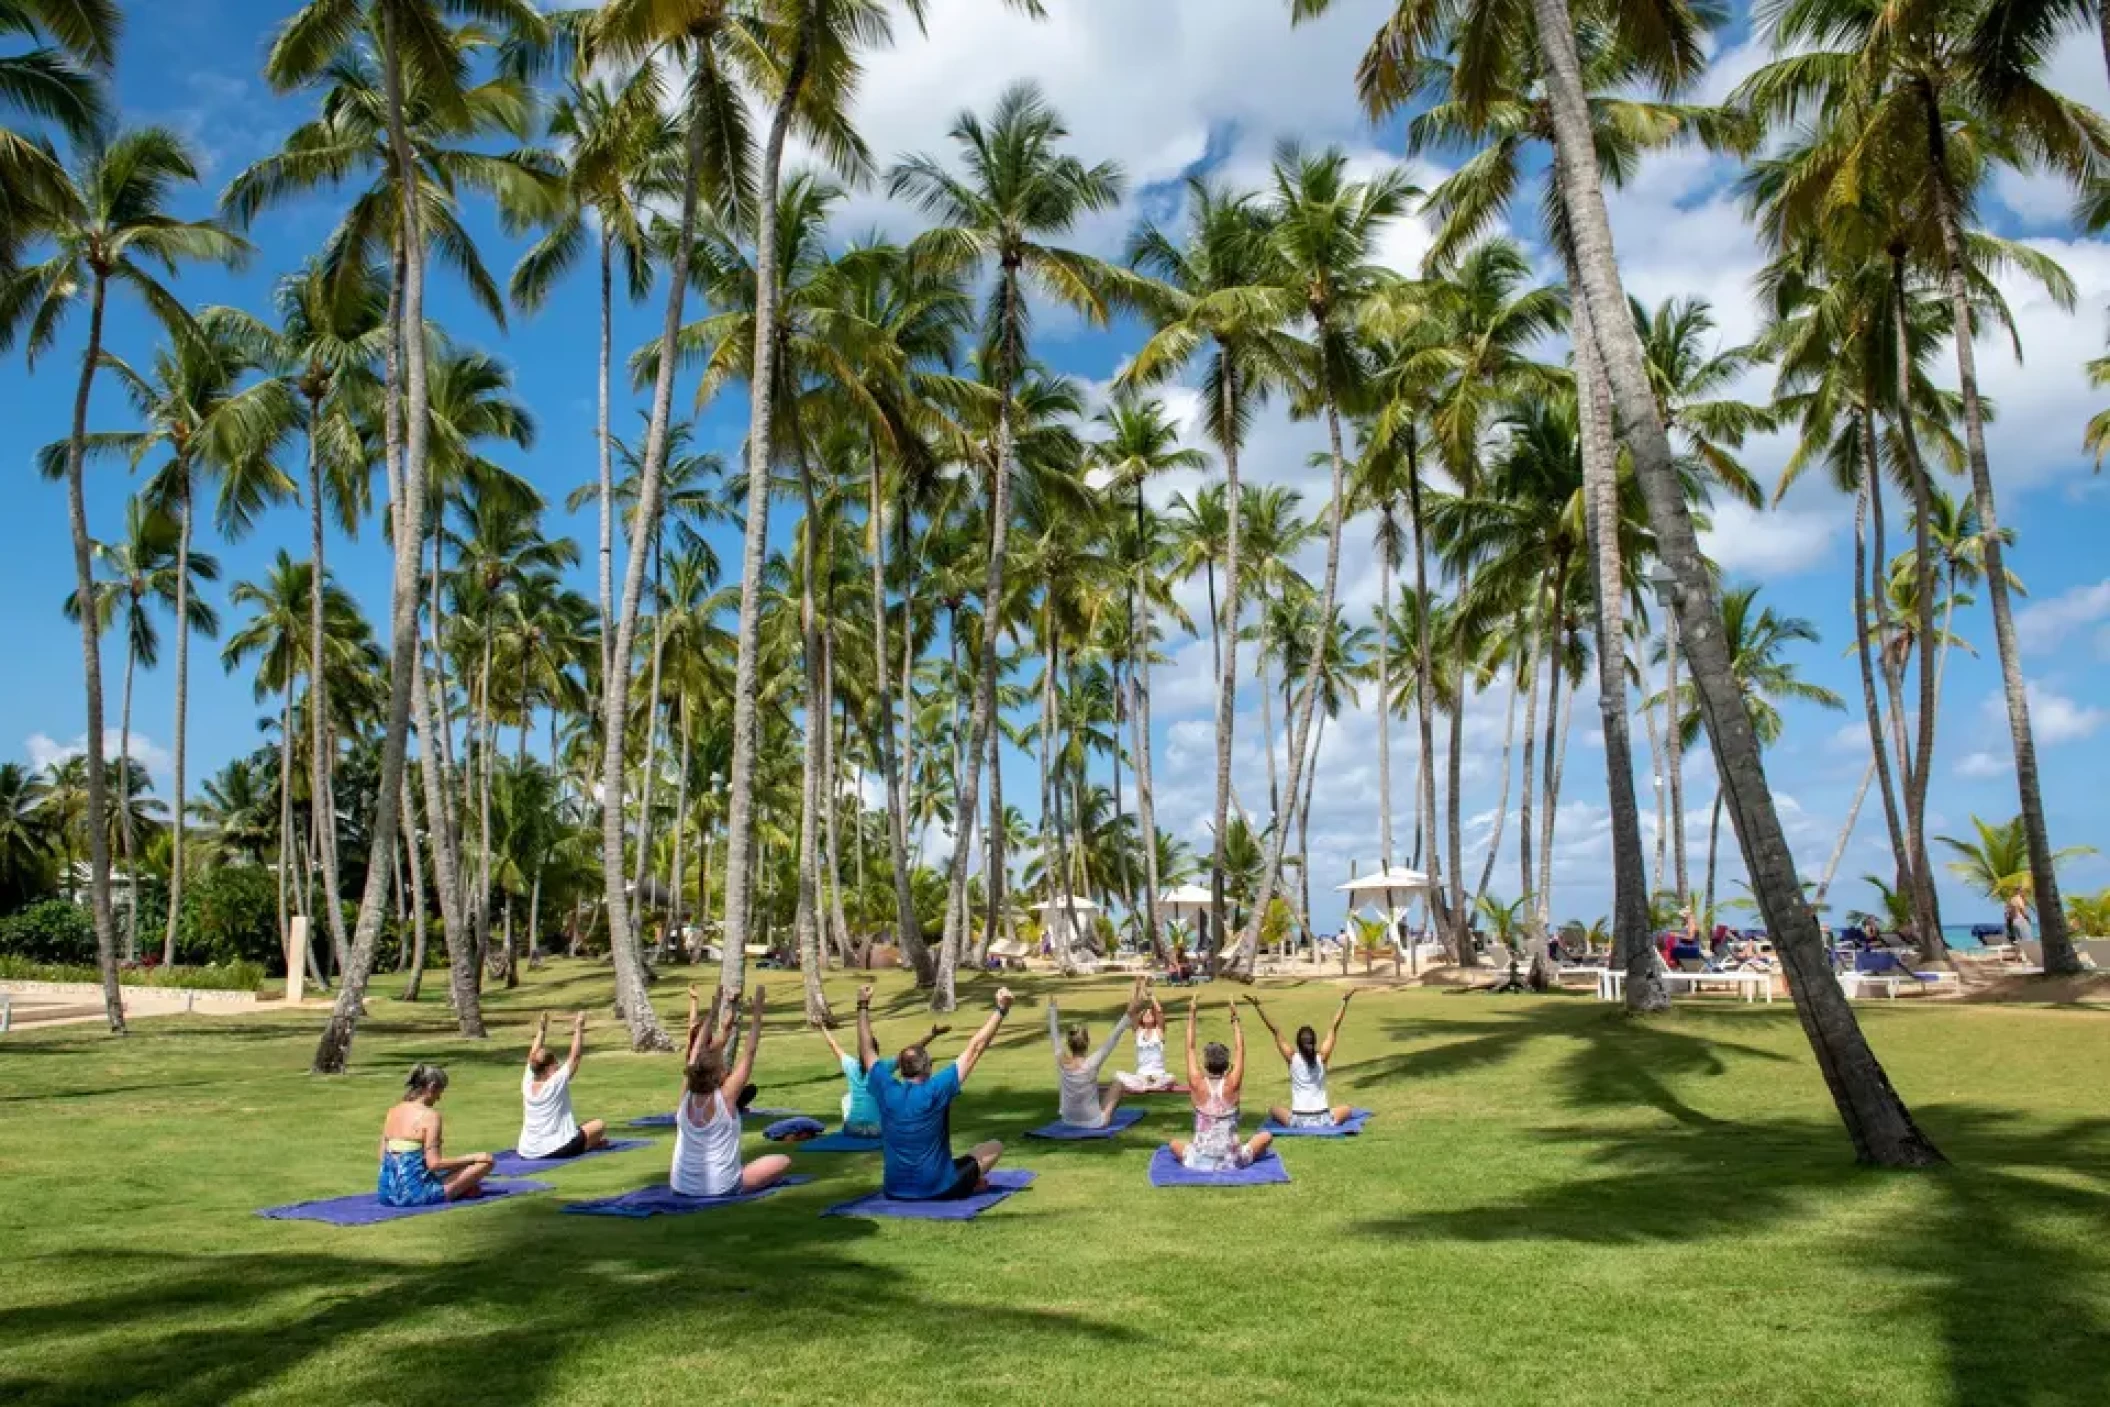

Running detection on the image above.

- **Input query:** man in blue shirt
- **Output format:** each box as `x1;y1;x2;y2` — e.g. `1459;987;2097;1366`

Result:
858;982;1014;1200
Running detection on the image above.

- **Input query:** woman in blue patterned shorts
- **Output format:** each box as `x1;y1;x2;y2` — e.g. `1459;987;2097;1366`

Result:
377;1065;494;1207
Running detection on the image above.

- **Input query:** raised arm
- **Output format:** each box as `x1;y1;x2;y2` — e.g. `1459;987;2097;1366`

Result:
1319;989;1357;1064
1047;998;1064;1063
816;1023;848;1064
1183;994;1202;1087
855;984;879;1074
684;986;711;1066
528;1012;549;1070
1242;996;1294;1061
920;1022;953;1049
1086;995;1137;1076
953;987;1016;1084
726;987;766;1094
566;1012;586;1073
708;991;741;1055
1227;1002;1247;1088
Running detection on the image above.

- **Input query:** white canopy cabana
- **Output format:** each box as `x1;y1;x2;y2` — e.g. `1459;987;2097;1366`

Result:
1336;866;1438;974
1157;883;1215;916
1027;896;1100;952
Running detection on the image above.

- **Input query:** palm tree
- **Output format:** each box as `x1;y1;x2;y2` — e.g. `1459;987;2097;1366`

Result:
1240;146;1413;977
0;0;117;273
85;314;298;968
1938;814;2095;914
1126;179;1298;970
1;126;248;1032
1294;0;1942;1165
0;761;56;911
888;82;1126;1009
1091;393;1204;956
1740;0;2109;978
511;60;679;687
264;0;553;1070
70;499;219;960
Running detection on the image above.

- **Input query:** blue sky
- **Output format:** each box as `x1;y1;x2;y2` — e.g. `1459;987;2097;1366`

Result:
6;0;2109;932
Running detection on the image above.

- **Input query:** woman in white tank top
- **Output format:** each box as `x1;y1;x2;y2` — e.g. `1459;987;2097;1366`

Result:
1246;991;1358;1129
669;986;792;1197
1115;984;1178;1092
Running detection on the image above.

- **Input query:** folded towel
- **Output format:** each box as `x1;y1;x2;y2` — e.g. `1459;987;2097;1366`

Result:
763;1117;828;1142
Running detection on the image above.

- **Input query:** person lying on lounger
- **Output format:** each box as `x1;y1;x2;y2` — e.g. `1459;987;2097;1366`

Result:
1047;977;1146;1128
815;1017;949;1138
1115;979;1179;1092
1246;991;1358;1129
519;1011;609;1162
671;987;791;1198
859;982;1012;1200
1169;998;1273;1172
378;1064;493;1207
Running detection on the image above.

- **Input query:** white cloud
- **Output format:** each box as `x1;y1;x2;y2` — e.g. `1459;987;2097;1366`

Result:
1957;750;2009;779
1981;682;2109;747
2015;578;2110;654
24;731;176;787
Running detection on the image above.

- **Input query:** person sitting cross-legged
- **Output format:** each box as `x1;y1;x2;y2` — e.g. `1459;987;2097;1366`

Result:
815;1018;950;1138
1048;977;1145;1128
670;987;791;1198
1248;991;1359;1130
859;982;1013;1200
519;1011;608;1162
378;1065;494;1207
1169;998;1273;1173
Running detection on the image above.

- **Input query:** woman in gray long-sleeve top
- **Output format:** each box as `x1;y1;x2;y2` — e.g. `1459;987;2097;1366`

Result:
1048;978;1146;1128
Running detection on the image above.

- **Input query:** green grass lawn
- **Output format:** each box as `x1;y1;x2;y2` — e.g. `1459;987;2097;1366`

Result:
2;963;2106;1406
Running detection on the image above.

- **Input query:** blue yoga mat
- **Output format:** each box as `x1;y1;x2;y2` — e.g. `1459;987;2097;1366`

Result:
562;1175;814;1218
489;1138;653;1177
1026;1107;1147;1141
1148;1145;1290;1188
258;1179;552;1225
823;1169;1036;1220
1258;1108;1374;1138
794;1130;885;1153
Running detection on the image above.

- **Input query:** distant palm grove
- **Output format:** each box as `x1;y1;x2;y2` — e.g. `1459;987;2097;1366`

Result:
5;0;2108;1166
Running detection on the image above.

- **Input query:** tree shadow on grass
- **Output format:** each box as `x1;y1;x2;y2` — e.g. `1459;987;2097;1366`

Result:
0;1167;1140;1407
1334;1004;1797;1128
1355;1104;2110;1407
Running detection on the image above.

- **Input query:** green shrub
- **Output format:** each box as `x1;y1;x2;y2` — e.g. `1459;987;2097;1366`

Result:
0;899;98;964
177;866;280;968
0;956;265;991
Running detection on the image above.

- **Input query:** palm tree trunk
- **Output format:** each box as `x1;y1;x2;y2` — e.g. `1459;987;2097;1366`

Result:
868;437;924;973
1447;640;1467;948
719;27;819;1002
1406;435;1454;960
1704;790;1724;928
1258;632;1279;821
306;422;350;978
821;622;854;967
1855;418;1910;892
401;773;428;999
1518;585;1542;919
162;479;193;969
476;633;497;976
596;226;616;690
1243;377;1351;972
1571;283;1657;998
794;437;830;1025
1666;611;1688;907
1132;490;1165;961
936;268;1022;1011
980;699;1008;967
65;272;121;1028
1208;359;1243;977
119;639;137;963
670;701;692;964
599;67;716;1051
629;543;668;939
1476;653;1521;908
1917;80;2072;975
1643;649;1667;896
1891;275;1950;962
1377;548;1394;867
1816;758;1877;908
1534;567;1569;929
1535;0;1940;1165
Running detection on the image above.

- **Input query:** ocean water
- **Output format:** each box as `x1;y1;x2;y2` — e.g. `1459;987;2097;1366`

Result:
1940;924;1998;950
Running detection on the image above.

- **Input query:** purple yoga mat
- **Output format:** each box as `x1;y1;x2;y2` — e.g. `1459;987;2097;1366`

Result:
793;1130;884;1153
562;1174;814;1218
1148;1145;1290;1188
1026;1107;1147;1141
1258;1108;1374;1138
258;1179;552;1225
823;1169;1037;1220
488;1138;653;1177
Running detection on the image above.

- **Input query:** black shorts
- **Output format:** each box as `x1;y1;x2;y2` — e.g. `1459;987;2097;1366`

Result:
539;1129;590;1161
933;1155;983;1201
